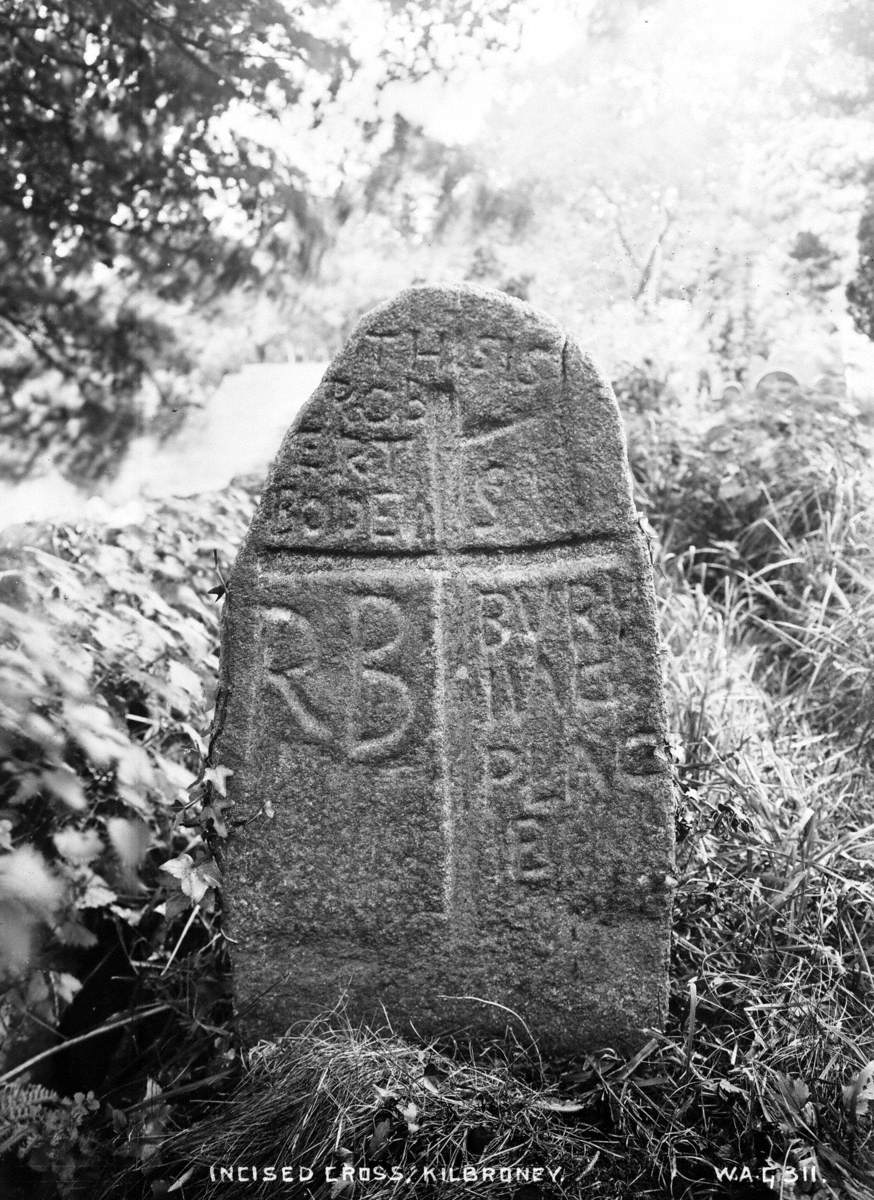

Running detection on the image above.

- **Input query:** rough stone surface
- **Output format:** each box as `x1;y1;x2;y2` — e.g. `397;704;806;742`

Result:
753;369;801;400
214;285;675;1052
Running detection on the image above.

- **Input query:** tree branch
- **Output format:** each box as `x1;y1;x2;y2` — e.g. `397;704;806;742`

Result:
633;206;675;304
592;181;642;272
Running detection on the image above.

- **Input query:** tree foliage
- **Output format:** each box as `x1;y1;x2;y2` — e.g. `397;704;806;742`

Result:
808;1;874;341
847;169;874;340
1;1;325;472
0;485;255;1188
0;0;519;482
2;381;874;1194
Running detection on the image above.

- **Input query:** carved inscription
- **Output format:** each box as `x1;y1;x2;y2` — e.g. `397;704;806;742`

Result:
273;486;407;543
470;466;507;530
485;742;565;884
477;572;619;723
262;607;331;745
221;286;674;1053
355;329;556;382
264;328;562;551
510;818;551;884
349;595;414;762
621;732;667;776
474;567;641;885
262;593;416;763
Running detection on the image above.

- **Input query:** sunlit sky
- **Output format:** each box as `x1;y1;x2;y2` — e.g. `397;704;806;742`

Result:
390;0;816;144
260;0;825;204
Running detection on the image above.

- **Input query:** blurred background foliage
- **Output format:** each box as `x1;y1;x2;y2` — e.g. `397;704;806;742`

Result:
3;1;874;1196
1;0;874;486
3;378;874;1195
0;0;523;482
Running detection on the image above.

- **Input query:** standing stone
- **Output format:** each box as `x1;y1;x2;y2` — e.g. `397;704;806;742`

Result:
213;285;675;1052
753;369;802;401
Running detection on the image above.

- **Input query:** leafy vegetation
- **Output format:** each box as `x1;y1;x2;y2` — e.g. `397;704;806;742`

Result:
0;1083;99;1187
1;376;873;1197
0;485;255;1193
0;0;521;482
848;168;874;340
2;1;874;1196
4;0;874;497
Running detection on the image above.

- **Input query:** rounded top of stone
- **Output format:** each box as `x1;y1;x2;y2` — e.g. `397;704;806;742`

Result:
246;285;637;557
752;368;802;399
354;282;567;329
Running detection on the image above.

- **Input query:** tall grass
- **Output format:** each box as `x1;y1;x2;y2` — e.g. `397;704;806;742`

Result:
8;382;874;1198
649;560;874;1198
732;477;874;755
107;394;874;1198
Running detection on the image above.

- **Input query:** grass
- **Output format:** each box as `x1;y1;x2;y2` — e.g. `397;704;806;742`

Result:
137;1016;623;1199
100;470;874;1199
5;388;874;1198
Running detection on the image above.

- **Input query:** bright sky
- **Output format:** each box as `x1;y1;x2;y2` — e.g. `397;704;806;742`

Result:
392;0;815;143
225;0;822;199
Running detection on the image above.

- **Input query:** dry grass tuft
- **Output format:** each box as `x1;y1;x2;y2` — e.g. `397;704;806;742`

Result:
103;403;874;1200
131;1017;631;1199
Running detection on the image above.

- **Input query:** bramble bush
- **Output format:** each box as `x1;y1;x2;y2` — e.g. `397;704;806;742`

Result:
621;370;874;750
621;370;868;573
2;372;874;1198
0;484;254;1191
0;1083;99;1188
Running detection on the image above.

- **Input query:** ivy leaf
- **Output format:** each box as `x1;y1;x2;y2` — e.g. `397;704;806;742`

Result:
157;757;197;795
204;765;234;797
62;701;126;766
41;769;87;811
160;853;221;902
163;891;191;922
167;660;202;697
366;1115;395;1156
0;846;65;917
67;865;118;909
52;971;82;1006
106;817;151;869
844;1061;874;1120
187;859;221;901
160;852;195;882
53;827;103;864
116;745;156;792
397;1100;420;1133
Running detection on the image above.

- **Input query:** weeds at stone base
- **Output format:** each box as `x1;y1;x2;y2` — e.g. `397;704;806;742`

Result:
102;731;874;1200
5;389;874;1198
107;908;874;1200
114;500;874;1199
129;1018;621;1200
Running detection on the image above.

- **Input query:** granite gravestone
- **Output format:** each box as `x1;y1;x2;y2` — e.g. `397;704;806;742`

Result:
753;370;801;401
214;285;675;1052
